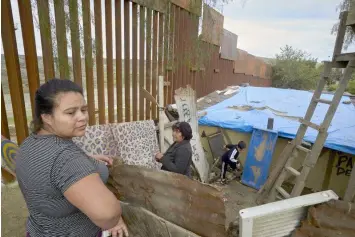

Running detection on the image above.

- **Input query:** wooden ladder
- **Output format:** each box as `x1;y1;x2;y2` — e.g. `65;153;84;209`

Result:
257;10;355;203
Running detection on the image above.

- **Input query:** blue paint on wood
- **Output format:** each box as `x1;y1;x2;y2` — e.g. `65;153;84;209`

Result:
241;127;278;190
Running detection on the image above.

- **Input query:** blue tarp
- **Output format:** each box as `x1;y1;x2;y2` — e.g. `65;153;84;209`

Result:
198;87;355;155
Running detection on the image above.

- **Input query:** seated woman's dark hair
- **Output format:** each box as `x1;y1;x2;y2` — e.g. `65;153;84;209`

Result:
172;121;193;140
31;78;83;132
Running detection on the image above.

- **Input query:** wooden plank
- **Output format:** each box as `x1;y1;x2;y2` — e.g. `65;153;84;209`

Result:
321;150;336;190
18;0;40;117
146;9;152;120
105;0;114;123
116;0;123;123
139;6;145;121
108;163;226;237
53;0;69;78
37;0;55;81
124;0;131;122
332;11;348;62
82;0;96;125
94;0;106;124
1;88;10;139
152;11;158;119
69;0;82;87
336;53;355;62
117;202;200;237
132;3;138;121
1;0;29;144
158;12;164;108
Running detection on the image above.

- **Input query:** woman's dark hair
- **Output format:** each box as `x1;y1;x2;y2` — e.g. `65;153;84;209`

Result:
172;122;193;140
31;78;83;132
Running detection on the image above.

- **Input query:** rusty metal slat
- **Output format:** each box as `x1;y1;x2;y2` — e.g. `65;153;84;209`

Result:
173;6;180;94
185;11;190;88
1;0;29;144
167;3;174;104
158;12;164;108
1;88;10;139
124;0;131;122
152;11;158;119
105;0;114;123
139;6;145;121
145;9;152;120
94;0;106;124
18;0;40;118
177;7;183;91
82;0;96;125
69;0;82;87
37;0;55;81
53;0;69;78
132;3;138;121
116;0;123;123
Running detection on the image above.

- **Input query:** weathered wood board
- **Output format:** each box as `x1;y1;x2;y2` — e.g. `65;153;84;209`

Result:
175;86;210;182
108;163;226;237
120;202;201;237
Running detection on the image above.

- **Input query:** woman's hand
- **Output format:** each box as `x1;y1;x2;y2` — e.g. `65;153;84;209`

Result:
107;217;129;237
91;154;114;166
155;152;164;162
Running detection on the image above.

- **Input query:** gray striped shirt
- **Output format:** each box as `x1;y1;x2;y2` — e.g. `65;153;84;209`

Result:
15;133;109;237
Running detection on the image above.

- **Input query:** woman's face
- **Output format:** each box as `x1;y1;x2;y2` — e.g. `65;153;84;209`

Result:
172;129;184;143
42;92;88;138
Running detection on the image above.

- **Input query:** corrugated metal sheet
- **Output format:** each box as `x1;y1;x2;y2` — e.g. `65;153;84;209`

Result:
239;190;338;237
108;163;227;237
220;29;238;61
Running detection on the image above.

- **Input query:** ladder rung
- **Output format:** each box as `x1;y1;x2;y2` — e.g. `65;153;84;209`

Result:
299;118;322;131
286;166;301;176
296;145;311;153
276;186;291;199
301;140;312;148
315;98;332;105
335;53;355;62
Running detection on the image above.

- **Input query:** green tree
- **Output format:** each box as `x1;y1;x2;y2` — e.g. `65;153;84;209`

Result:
271;45;319;90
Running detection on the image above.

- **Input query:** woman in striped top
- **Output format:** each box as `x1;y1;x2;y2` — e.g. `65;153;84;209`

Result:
15;79;128;237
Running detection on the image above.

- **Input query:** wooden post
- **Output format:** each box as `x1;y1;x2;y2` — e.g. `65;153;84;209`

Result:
267;118;274;130
344;163;355;202
158;76;164;151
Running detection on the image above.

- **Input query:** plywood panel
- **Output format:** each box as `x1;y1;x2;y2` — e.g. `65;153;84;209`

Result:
201;4;224;46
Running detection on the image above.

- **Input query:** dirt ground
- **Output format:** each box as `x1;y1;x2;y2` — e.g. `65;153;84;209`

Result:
1;182;28;237
1;179;257;237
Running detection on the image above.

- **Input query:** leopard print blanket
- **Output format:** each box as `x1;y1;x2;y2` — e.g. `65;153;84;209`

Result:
73;120;161;170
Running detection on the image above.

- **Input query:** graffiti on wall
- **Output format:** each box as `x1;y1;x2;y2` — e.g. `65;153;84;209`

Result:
335;152;354;176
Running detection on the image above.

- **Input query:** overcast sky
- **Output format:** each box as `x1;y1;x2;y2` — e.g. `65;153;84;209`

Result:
1;0;354;61
222;0;355;60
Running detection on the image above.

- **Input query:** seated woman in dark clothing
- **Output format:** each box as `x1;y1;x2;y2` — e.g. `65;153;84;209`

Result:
155;122;193;177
